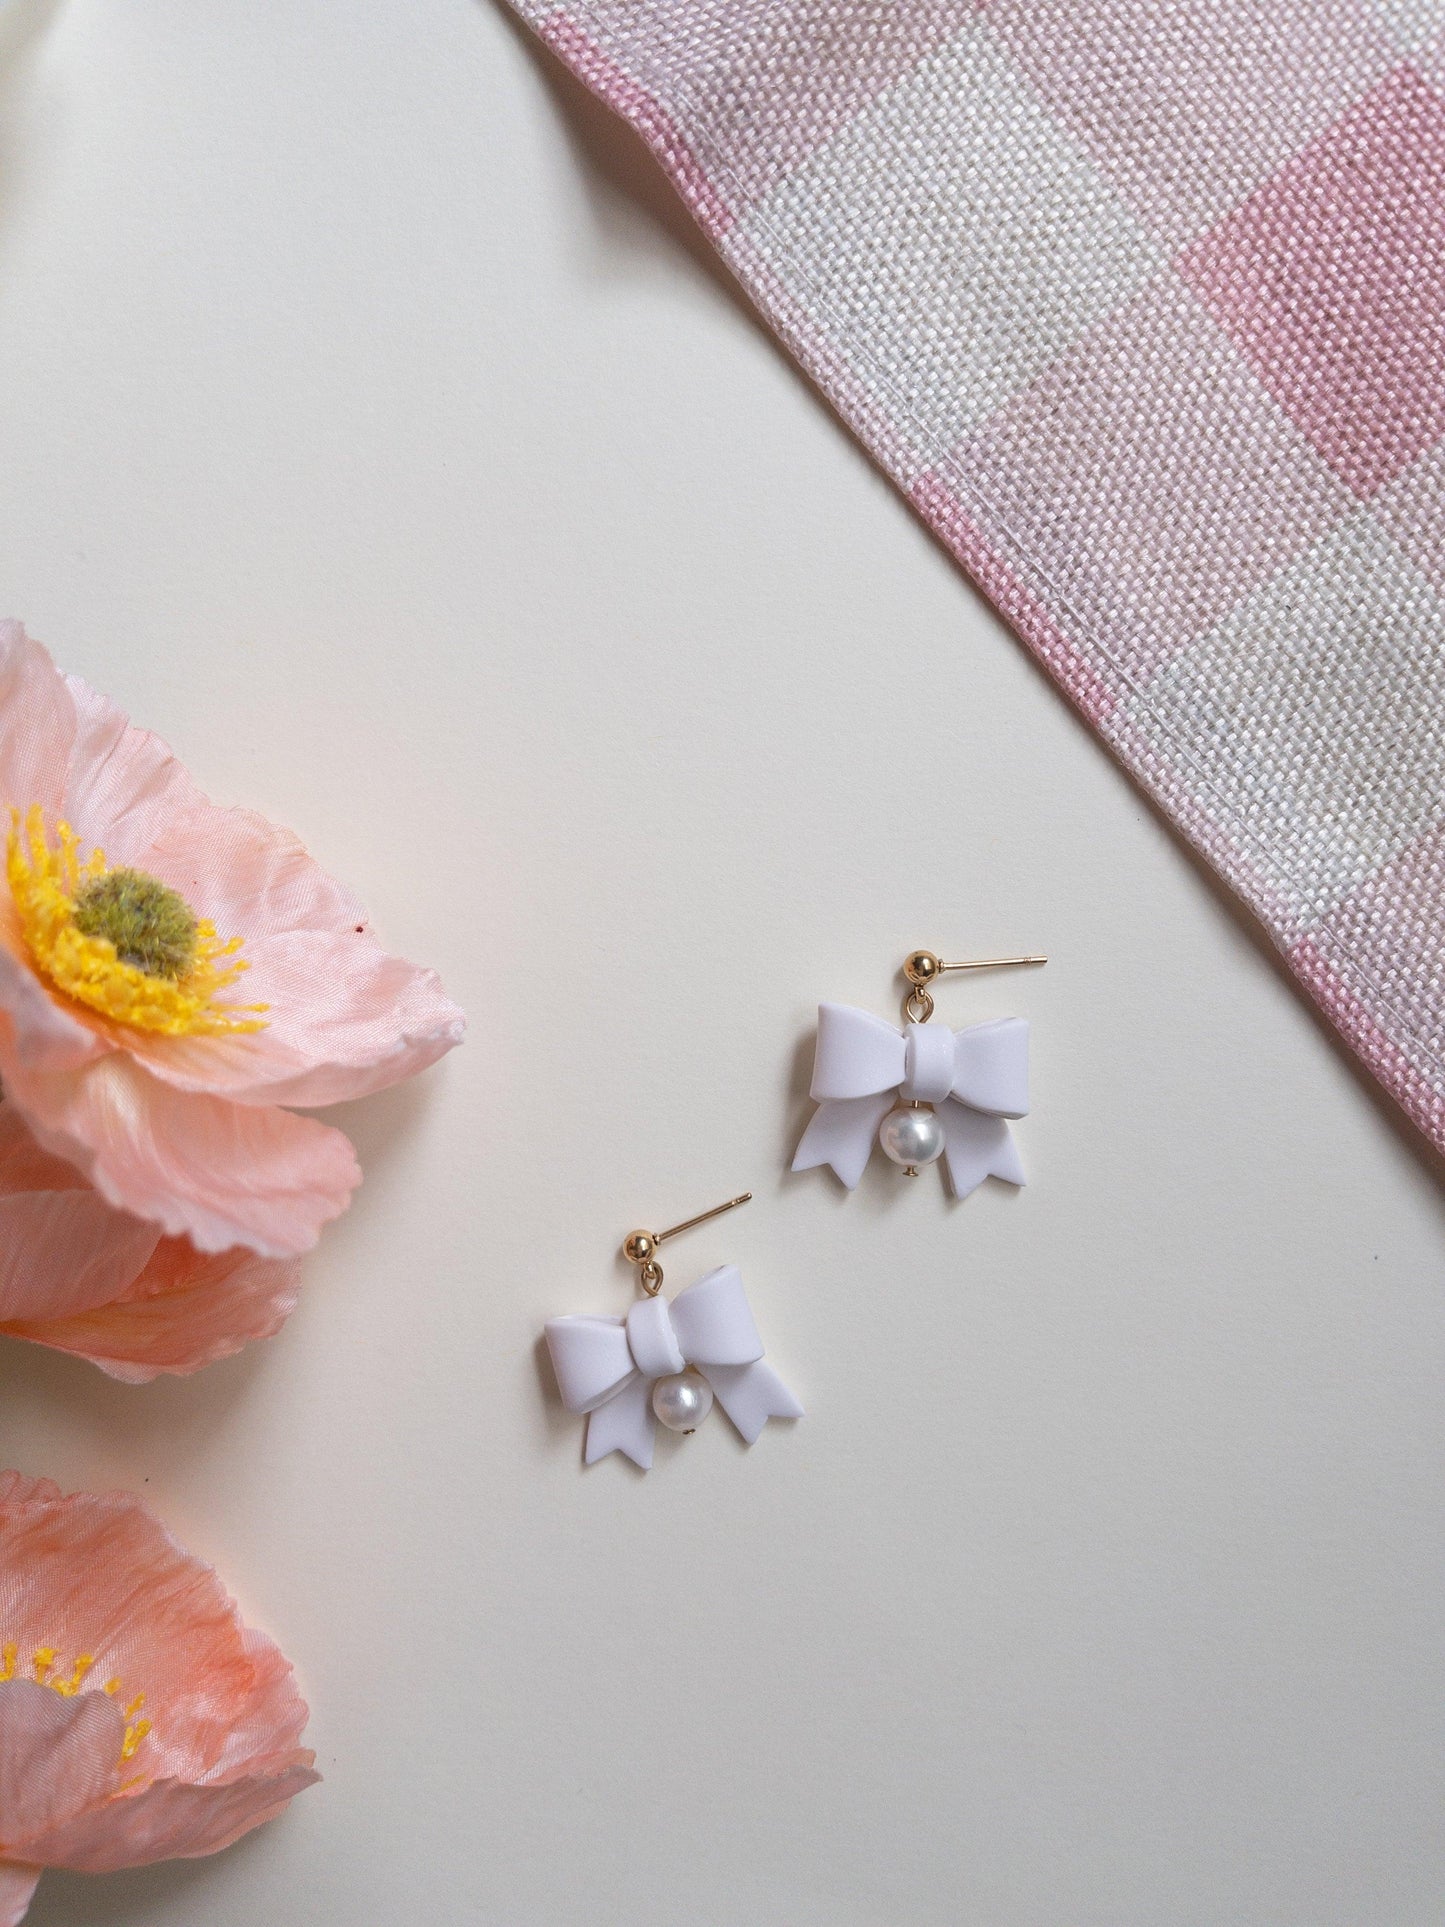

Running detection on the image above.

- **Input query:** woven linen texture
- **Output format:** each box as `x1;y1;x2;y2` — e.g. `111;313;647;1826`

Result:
508;0;1445;1154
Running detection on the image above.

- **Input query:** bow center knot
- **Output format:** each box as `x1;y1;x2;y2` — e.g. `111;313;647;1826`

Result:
625;1295;686;1379
900;1021;955;1103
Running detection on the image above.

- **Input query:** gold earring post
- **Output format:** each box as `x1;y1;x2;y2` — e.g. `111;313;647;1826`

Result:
940;954;1047;971
656;1194;752;1242
901;949;1047;1024
904;949;1047;985
622;1193;752;1295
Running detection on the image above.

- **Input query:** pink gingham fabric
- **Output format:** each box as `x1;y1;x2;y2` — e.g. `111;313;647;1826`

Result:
509;0;1445;1156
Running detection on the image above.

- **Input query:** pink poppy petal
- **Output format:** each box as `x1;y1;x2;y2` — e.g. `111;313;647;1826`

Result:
0;625;76;820
53;679;364;939
60;678;211;869
201;1625;312;1781
1;1056;360;1256
3;1239;301;1381
0;1682;125;1854
0;1489;305;1784
0;924;106;1075
0;1483;316;1885
121;928;465;1106
23;1759;319;1874
0;1191;158;1320
0;1863;41;1926
0;1102;90;1193
0;1473;61;1506
136;801;371;940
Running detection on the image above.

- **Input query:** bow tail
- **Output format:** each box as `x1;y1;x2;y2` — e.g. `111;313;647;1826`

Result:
702;1360;804;1446
584;1376;656;1469
939;1099;1026;1200
792;1093;895;1189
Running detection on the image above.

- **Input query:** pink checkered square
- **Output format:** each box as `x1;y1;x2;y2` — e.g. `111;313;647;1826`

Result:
987;0;1395;250
934;274;1353;690
1179;65;1445;500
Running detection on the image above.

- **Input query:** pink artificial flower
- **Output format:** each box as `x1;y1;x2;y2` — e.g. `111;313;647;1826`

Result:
0;622;463;1257
0;1098;299;1378
0;1472;318;1923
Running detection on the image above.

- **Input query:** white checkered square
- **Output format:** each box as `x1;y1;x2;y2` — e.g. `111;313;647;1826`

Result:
1372;438;1445;596
1363;0;1445;50
738;19;1162;473
1117;514;1445;928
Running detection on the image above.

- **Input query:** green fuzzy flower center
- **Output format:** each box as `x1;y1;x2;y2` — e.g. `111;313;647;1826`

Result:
71;869;200;981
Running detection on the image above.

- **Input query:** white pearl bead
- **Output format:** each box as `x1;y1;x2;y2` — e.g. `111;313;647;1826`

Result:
878;1105;945;1169
651;1370;713;1433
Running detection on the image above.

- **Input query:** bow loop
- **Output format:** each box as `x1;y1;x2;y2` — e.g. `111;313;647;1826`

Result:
810;1002;906;1100
625;1296;685;1379
544;1315;634;1415
900;1021;956;1103
667;1265;764;1367
952;1017;1029;1118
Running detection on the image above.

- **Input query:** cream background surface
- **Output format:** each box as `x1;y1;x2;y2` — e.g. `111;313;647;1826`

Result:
1;3;1443;1923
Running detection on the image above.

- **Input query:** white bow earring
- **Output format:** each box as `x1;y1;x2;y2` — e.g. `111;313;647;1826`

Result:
544;1193;803;1470
792;948;1046;1198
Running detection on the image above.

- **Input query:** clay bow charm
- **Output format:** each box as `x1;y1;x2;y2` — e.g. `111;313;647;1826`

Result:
546;1265;802;1470
792;1002;1031;1197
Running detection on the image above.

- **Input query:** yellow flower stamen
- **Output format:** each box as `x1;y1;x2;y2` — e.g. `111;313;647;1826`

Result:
1;1640;155;1769
6;805;267;1036
56;1654;96;1696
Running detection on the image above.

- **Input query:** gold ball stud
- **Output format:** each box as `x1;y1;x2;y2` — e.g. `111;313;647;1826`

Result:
903;950;941;987
622;1230;657;1266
